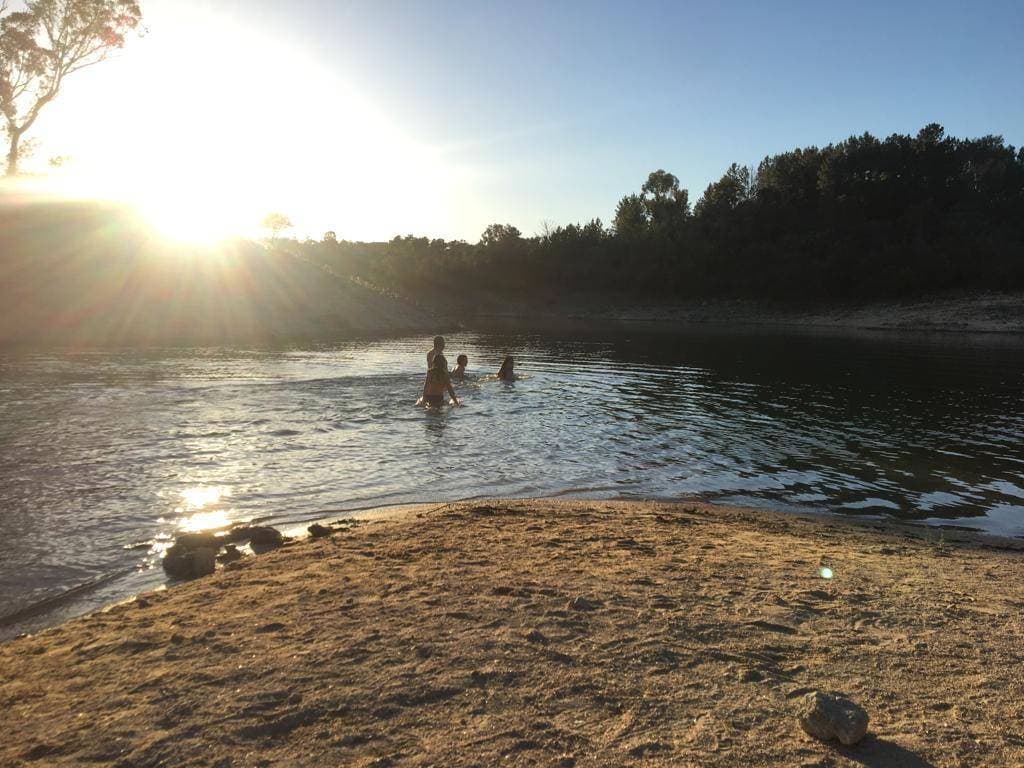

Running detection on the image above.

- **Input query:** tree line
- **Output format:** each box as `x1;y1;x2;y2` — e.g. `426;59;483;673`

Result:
298;124;1024;302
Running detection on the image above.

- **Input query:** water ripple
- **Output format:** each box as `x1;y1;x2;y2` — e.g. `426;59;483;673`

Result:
1;329;1023;631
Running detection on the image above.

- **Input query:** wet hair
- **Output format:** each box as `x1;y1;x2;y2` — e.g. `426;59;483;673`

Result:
456;354;468;366
497;355;514;378
433;335;445;349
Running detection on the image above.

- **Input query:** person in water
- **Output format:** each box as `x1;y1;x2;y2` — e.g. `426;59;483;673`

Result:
451;354;468;382
427;336;447;371
497;355;515;381
422;354;459;407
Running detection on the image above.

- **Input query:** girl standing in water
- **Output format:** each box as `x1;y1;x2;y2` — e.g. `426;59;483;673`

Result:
496;355;515;381
421;355;459;407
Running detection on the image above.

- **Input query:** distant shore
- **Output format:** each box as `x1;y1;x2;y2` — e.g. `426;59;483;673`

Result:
2;499;1023;766
442;291;1024;336
3;288;1022;350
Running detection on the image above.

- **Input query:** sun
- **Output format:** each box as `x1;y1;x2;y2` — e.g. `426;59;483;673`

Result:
134;182;253;246
28;2;458;245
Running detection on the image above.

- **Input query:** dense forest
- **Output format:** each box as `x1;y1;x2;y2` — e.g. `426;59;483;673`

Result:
297;124;1024;302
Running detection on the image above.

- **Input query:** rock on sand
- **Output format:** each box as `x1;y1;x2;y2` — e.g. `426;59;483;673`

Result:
798;691;869;746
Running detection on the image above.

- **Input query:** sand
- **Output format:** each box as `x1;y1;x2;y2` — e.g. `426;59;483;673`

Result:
2;499;1024;767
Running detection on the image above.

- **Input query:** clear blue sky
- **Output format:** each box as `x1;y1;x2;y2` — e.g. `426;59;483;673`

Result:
286;0;1024;239
38;0;1024;241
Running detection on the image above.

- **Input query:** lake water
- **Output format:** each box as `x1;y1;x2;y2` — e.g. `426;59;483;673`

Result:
1;329;1023;637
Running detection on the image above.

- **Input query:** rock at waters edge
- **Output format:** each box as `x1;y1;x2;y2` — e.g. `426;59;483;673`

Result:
217;544;243;564
171;532;219;551
162;544;217;579
225;525;285;548
308;523;333;539
798;691;869;746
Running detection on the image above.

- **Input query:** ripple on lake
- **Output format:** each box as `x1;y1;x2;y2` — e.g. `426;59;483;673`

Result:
0;328;1022;631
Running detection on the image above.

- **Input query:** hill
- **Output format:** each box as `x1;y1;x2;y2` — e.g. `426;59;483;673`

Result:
0;199;433;348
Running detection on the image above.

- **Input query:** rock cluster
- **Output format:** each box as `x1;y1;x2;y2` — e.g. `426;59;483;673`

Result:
162;525;287;579
798;691;869;746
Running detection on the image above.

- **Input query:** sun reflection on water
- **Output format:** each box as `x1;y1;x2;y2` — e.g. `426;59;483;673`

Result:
179;486;227;511
175;485;235;532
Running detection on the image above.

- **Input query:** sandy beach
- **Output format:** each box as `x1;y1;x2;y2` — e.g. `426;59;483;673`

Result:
3;499;1024;767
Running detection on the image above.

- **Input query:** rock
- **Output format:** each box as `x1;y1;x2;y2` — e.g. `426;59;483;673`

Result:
308;523;333;539
738;668;764;683
227;525;284;548
525;628;549;645
798;691;869;746
162;544;217;579
172;532;219;551
217;544;243;563
568;595;602;611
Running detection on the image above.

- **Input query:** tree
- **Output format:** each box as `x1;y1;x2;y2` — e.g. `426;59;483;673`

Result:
613;193;647;236
694;163;754;220
322;230;337;243
640;169;690;228
261;212;292;239
479;223;521;247
0;0;142;175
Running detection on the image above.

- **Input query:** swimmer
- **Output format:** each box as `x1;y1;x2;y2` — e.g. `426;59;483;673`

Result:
496;355;515;381
426;335;447;371
421;354;459;407
451;354;468;382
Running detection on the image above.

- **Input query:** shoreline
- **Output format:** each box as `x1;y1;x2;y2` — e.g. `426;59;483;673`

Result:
0;503;451;641
438;291;1024;336
4;495;1020;644
2;292;1022;352
3;498;1023;766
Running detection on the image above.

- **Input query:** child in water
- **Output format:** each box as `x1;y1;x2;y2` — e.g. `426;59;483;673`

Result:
497;355;515;381
451;354;468;382
421;355;459;407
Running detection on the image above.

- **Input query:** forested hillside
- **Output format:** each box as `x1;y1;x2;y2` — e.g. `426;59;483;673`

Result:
301;124;1024;302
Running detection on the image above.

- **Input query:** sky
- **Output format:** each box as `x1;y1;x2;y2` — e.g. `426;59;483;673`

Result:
21;0;1024;242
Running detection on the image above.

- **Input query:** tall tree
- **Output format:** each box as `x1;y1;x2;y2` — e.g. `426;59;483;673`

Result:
479;223;521;247
694;163;754;220
640;169;690;229
261;212;292;239
0;0;141;175
613;193;647;237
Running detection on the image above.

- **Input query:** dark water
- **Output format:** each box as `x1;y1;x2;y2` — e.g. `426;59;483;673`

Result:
1;329;1023;637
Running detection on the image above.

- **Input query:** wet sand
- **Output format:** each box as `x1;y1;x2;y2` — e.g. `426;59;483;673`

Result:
2;499;1024;767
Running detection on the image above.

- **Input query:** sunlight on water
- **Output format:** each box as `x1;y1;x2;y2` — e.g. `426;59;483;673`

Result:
177;509;233;533
1;330;1022;633
178;486;228;511
175;486;233;532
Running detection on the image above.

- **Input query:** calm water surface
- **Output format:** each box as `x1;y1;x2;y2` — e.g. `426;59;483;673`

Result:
1;329;1023;636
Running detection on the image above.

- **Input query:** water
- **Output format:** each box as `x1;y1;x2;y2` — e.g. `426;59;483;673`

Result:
1;329;1023;637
